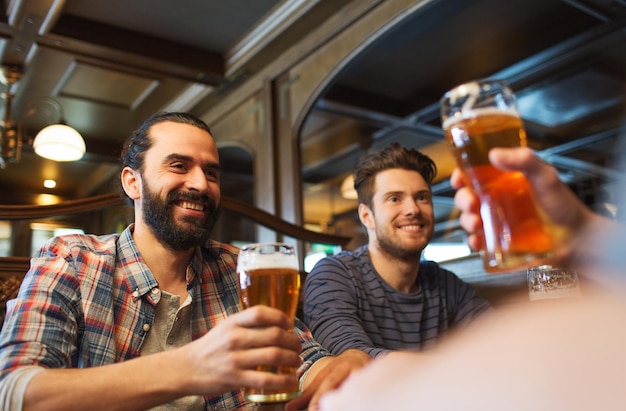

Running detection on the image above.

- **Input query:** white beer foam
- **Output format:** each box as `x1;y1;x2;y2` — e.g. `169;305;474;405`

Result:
237;243;299;270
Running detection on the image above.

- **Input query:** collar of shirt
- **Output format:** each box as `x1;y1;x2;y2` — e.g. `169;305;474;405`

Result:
117;224;206;306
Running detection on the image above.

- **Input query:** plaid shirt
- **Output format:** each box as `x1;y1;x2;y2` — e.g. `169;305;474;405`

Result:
0;225;329;409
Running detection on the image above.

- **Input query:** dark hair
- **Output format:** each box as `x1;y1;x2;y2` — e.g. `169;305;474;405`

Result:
119;112;214;205
353;142;437;208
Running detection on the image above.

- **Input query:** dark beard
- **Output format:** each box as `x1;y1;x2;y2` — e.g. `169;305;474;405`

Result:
141;180;220;250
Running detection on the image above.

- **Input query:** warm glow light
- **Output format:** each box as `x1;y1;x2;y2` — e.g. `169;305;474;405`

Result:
43;179;56;188
33;124;86;161
340;174;358;199
35;193;61;206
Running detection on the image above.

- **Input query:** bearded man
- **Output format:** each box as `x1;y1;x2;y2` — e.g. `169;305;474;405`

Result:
0;112;369;411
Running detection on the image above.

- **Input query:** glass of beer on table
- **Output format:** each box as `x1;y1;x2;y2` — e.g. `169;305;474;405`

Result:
440;79;555;273
236;243;301;403
527;265;581;301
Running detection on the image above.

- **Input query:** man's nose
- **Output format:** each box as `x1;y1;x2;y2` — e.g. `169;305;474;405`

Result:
185;167;209;192
405;200;421;216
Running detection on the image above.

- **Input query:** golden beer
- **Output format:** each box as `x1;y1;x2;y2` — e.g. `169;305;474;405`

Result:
237;244;301;403
239;268;300;318
441;81;555;272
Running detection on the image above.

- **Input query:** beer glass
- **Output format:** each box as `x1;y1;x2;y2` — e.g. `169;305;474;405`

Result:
440;79;555;272
236;243;301;403
527;265;581;301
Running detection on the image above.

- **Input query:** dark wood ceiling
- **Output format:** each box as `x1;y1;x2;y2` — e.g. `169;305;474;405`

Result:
300;0;626;228
0;0;625;233
0;0;349;204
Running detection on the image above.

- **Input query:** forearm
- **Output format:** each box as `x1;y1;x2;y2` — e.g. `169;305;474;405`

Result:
302;349;370;390
23;349;190;411
303;289;380;356
307;312;388;358
316;330;387;358
287;349;371;411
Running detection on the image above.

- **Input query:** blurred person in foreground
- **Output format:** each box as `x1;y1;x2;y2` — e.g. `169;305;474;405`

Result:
303;143;490;358
0;112;369;411
319;146;626;411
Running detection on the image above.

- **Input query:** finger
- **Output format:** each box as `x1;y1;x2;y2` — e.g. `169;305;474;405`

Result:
236;368;299;391
224;326;302;353
458;210;482;235
453;186;480;216
488;147;553;184
488;147;535;170
449;167;466;189
235;305;293;329
488;147;585;227
466;233;485;252
286;388;312;411
234;346;303;370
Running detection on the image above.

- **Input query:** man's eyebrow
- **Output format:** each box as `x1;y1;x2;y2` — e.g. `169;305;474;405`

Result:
163;153;192;163
415;188;433;196
380;190;404;198
163;153;221;171
381;188;431;196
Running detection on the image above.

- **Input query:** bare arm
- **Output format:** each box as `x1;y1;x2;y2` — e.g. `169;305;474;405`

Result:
23;306;302;411
286;349;371;411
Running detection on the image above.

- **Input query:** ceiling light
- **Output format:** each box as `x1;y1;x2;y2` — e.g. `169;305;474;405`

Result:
34;124;85;161
0;64;86;167
43;179;56;189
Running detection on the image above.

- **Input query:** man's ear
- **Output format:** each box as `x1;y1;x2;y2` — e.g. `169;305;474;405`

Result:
121;167;141;201
358;203;375;229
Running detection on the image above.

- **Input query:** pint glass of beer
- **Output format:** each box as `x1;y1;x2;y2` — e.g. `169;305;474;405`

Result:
236;243;301;403
440;79;555;273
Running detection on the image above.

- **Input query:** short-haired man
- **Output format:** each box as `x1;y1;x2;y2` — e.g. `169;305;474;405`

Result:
303;143;491;358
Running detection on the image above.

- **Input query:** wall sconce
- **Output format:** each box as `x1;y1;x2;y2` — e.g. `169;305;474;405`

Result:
0;64;86;168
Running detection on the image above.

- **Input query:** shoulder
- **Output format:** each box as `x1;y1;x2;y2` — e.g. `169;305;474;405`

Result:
308;246;370;277
25;232;121;289
420;260;466;283
419;260;444;276
39;232;120;259
200;239;240;271
202;239;240;258
304;247;375;296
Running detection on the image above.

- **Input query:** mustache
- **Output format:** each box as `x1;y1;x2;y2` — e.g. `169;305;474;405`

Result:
167;190;218;210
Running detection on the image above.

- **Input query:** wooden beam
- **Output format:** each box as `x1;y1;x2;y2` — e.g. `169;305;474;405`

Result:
0;193;352;247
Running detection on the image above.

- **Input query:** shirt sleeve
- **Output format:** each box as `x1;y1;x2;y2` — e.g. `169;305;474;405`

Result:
0;244;83;384
437;264;492;326
0;366;44;411
302;257;388;358
292;317;331;380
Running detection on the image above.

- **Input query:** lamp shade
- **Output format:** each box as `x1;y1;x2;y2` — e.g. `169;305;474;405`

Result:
33;124;86;161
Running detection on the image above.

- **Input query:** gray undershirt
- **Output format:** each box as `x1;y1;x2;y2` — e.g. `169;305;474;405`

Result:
142;290;205;411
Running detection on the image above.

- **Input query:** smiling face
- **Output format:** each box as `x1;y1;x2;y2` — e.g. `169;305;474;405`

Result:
359;168;434;261
128;120;221;250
